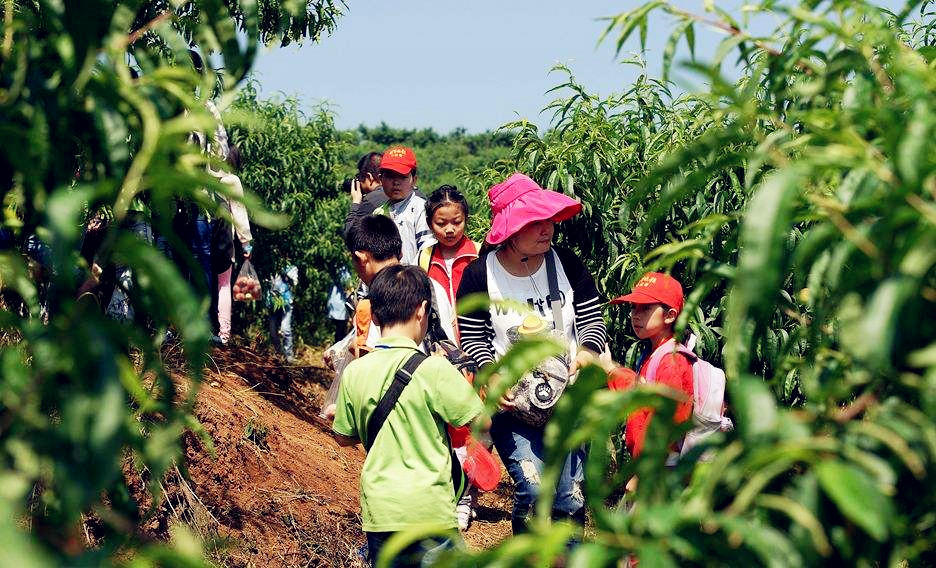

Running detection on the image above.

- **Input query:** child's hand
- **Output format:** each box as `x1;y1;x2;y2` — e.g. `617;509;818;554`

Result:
607;367;637;391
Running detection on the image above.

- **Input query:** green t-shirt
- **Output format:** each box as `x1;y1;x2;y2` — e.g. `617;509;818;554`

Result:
332;336;483;532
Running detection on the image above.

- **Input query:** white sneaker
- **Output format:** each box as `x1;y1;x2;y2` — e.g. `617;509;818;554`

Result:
456;500;472;531
456;488;475;531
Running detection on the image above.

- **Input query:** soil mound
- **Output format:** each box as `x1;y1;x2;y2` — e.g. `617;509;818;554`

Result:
131;343;513;567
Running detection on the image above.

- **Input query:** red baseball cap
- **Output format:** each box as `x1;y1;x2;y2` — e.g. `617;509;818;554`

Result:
610;272;684;313
380;146;417;175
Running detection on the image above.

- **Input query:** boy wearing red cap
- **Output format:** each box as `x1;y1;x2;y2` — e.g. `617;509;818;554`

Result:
375;146;436;265
608;272;694;459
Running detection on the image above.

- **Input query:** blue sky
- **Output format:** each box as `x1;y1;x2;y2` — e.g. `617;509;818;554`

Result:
247;0;903;134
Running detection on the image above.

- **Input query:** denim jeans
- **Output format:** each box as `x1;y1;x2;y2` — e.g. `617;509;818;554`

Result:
490;411;586;534
105;218;152;322
191;215;212;293
365;531;457;567
270;305;293;360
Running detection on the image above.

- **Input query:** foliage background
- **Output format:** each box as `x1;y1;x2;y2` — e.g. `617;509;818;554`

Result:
436;1;936;566
0;0;341;564
225;81;349;345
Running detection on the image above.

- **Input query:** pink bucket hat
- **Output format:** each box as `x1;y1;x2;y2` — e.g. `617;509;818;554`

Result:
486;173;582;245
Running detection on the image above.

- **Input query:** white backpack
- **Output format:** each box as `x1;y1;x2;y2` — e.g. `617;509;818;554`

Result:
643;335;734;458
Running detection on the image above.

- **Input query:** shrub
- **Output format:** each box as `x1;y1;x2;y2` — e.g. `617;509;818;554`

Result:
226;82;351;344
442;1;936;566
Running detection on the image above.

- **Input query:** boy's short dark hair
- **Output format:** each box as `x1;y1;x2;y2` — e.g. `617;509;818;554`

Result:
357;152;382;179
369;265;432;328
344;215;402;261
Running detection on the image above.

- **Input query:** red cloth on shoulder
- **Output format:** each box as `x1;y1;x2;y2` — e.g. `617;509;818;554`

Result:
623;352;694;457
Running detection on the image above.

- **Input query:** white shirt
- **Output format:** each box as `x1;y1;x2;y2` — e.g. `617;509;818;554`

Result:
382;192;436;266
484;250;577;361
431;280;457;343
359;280;454;351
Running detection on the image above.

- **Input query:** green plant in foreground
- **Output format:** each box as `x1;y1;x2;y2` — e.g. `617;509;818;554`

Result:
432;1;936;566
0;1;340;565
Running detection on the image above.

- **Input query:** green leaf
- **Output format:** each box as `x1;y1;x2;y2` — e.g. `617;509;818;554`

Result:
636;542;678;568
839;277;916;371
600;2;665;56
725;168;802;377
0;499;55;567
816;461;893;541
731;375;778;438
567;542;616;568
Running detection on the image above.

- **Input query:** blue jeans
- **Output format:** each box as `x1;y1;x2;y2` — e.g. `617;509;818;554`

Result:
490;411;586;534
270;305;293;360
365;531;456;567
106;218;152;322
191;215;212;293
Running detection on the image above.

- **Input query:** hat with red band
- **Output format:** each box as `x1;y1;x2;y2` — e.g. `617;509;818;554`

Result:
380;146;417;175
610;272;684;313
485;173;581;245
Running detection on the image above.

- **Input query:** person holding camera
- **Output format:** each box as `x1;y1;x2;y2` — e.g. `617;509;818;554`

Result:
343;152;385;236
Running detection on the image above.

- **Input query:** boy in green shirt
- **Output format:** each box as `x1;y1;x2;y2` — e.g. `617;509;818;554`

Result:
332;264;485;566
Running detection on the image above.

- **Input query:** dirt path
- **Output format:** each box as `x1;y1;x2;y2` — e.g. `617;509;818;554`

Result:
136;343;513;567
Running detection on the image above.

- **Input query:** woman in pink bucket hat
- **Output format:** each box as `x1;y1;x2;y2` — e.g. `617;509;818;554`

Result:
456;173;607;536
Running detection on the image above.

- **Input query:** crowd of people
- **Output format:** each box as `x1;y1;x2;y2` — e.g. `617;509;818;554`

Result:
327;145;732;566
6;90;724;563
0;52;306;362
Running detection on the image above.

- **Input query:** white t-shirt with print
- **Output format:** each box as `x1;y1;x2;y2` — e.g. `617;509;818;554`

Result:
383;192;436;266
484;250;577;361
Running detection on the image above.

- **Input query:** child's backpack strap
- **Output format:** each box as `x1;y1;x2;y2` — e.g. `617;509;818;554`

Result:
365;352;427;451
643;338;696;384
418;245;433;272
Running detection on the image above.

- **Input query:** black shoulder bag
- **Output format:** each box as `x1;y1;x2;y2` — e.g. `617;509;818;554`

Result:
365;352;467;499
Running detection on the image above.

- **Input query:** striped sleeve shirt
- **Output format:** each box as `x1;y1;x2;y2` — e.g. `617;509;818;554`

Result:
456;246;607;369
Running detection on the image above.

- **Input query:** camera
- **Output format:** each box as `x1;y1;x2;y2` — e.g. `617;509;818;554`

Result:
342;177;354;193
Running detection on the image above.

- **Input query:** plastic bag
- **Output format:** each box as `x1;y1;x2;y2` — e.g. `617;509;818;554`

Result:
233;259;262;302
461;438;501;491
320;329;355;419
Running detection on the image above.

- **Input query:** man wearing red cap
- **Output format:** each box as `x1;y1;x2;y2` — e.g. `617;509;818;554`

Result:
374;146;435;265
608;272;694;460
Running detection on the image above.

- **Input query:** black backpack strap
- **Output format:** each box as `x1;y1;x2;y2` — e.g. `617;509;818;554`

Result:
544;250;564;331
364;352;427;451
